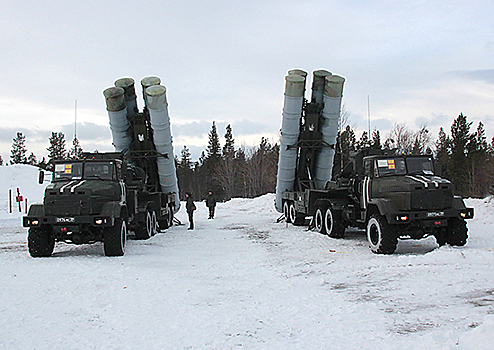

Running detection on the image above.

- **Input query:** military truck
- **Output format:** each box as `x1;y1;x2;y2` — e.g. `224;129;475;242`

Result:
23;76;180;257
23;152;176;257
275;69;474;254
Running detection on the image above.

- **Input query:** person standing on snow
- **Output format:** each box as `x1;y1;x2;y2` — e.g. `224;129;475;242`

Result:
185;192;196;230
206;190;216;219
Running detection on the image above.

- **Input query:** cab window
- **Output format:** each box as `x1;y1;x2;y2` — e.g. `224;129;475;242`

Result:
376;158;406;176
54;163;83;181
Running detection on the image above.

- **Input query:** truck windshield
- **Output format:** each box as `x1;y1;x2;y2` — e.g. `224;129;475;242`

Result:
376;158;407;176
54;163;83;180
84;162;114;180
406;157;434;175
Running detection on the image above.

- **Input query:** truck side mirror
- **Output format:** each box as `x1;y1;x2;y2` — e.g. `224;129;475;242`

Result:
38;170;45;184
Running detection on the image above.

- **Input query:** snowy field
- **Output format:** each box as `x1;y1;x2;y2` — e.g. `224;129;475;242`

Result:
0;165;493;349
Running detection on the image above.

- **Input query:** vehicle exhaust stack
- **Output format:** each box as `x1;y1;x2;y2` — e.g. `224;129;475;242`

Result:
115;77;138;118
103;87;132;156
145;85;180;213
274;74;306;213
313;75;345;189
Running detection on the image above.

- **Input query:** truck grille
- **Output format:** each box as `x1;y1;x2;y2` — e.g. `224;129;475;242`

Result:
411;189;452;210
44;195;92;216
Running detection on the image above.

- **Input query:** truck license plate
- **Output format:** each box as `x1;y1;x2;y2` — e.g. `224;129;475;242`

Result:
56;217;75;223
427;211;444;218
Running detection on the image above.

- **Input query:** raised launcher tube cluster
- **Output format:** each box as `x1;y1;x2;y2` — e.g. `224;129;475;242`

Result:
104;76;180;213
275;69;345;213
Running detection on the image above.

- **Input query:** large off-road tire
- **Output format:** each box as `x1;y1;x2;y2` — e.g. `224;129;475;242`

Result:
367;214;397;254
289;202;305;226
104;219;127;256
134;211;153;240
151;210;158;236
158;206;173;230
28;225;55;257
283;201;290;223
314;207;326;234
324;207;345;238
445;218;468;246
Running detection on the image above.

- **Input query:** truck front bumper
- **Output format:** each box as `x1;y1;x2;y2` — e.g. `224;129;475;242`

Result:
387;207;474;225
23;215;116;228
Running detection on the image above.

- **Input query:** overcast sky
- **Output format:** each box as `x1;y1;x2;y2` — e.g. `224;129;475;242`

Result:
1;0;493;161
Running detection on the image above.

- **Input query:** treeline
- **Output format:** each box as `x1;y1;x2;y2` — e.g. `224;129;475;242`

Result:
176;122;279;201
5;131;83;168
334;113;493;198
4;112;493;200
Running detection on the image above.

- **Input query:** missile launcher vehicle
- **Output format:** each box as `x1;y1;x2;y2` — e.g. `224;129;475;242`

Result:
275;69;474;254
23;76;180;257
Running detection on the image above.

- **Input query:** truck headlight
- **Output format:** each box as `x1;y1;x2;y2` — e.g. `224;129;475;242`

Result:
460;209;474;219
94;218;107;225
30;219;39;226
395;215;409;222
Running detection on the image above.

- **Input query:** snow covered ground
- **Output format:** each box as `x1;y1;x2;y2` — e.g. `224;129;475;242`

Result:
1;165;493;349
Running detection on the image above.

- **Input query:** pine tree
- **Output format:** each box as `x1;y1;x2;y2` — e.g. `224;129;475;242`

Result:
10;132;28;164
68;137;83;159
449;113;472;196
47;132;67;164
371;129;382;150
204;121;222;197
176;145;194;199
206;121;221;162
216;124;237;200
357;131;371;149
435;127;450;177
27;152;37;165
223;124;235;157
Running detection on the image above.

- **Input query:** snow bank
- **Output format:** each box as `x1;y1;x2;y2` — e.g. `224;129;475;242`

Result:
0;164;47;225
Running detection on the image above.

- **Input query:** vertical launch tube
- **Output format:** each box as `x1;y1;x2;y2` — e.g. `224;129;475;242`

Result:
115;77;138;118
103;87;132;156
313;75;346;189
140;76;161;110
311;70;332;104
145;85;180;213
274;74;306;213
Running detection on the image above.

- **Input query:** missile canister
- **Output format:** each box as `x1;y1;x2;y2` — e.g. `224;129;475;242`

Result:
115;77;138;118
140;76;161;109
274;74;306;213
311;69;332;104
103;87;132;156
145;85;180;213
313;75;345;189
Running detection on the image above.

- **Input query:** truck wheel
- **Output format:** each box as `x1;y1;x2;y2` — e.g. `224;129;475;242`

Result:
289;202;305;226
151;210;158;236
134;211;153;240
158;207;173;230
445;218;468;246
314;207;326;234
367;214;397;254
28;226;55;257
104;219;126;256
324;207;345;238
283;201;290;223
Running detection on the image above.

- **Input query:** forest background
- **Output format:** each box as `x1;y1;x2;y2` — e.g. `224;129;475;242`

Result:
4;112;493;201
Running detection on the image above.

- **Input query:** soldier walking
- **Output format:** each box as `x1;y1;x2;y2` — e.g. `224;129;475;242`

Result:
206;190;216;219
186;192;196;230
